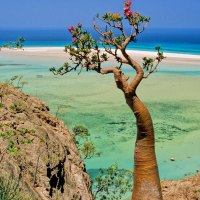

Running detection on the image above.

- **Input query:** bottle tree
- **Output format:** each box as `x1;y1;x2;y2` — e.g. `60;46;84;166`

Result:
51;1;165;199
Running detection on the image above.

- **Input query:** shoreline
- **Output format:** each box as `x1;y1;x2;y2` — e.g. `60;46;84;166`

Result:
1;46;200;66
1;46;200;59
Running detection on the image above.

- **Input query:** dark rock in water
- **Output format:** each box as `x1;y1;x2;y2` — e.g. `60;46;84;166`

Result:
0;83;92;200
36;75;43;78
170;157;176;161
107;121;126;125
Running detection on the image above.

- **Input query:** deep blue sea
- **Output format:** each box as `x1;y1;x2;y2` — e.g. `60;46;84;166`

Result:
0;28;200;55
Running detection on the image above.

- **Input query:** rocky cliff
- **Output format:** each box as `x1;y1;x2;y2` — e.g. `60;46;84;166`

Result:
0;83;93;200
162;174;200;200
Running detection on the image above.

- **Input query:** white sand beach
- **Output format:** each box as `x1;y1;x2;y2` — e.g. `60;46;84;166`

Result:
1;47;200;66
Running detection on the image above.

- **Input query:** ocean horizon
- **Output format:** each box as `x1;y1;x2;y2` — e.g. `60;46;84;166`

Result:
0;27;200;55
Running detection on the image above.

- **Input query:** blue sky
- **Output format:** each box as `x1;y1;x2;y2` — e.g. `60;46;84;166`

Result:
0;0;200;29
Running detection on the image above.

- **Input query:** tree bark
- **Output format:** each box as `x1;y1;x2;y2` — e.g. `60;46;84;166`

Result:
90;47;163;199
125;94;163;200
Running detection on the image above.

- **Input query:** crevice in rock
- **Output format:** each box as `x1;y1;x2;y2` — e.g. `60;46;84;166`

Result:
46;153;66;197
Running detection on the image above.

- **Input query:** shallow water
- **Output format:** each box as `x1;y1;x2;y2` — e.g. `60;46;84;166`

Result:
0;52;200;180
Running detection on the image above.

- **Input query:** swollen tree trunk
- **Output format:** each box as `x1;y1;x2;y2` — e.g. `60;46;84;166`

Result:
125;94;163;200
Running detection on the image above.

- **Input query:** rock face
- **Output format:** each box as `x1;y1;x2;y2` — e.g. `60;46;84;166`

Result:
162;174;200;200
0;83;93;200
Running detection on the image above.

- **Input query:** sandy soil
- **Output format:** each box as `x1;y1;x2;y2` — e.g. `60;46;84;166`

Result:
162;173;200;200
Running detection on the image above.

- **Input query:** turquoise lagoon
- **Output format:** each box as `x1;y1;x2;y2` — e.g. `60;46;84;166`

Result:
0;51;200;180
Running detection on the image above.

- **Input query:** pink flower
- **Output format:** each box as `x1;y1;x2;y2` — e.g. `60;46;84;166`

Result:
125;1;132;7
124;10;132;17
78;23;82;27
123;6;130;12
124;1;133;17
68;26;75;32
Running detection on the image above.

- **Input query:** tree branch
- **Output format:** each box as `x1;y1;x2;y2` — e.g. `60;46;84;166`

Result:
88;65;129;92
103;46;128;67
94;25;121;49
142;47;166;78
143;60;160;78
95;16;127;39
120;49;144;93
